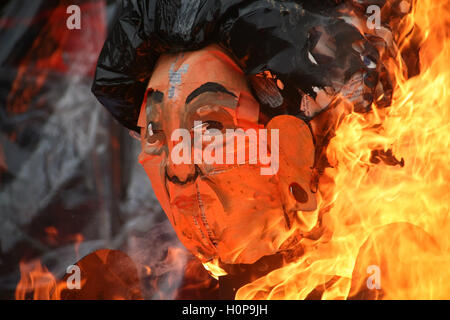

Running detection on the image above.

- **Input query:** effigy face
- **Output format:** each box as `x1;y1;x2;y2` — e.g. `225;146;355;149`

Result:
137;45;316;264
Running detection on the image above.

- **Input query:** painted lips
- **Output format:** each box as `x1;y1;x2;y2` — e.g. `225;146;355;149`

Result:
172;193;215;211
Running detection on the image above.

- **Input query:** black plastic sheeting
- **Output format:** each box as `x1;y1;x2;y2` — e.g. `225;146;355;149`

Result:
92;0;418;132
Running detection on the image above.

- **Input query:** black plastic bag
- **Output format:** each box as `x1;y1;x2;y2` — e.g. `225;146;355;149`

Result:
92;0;393;132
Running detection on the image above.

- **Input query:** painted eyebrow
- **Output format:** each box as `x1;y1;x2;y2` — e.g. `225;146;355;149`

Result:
185;82;237;104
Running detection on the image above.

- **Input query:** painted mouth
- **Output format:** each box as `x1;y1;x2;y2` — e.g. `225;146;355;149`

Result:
171;193;215;210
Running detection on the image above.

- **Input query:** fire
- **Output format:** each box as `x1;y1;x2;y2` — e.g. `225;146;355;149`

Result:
203;258;228;280
15;260;67;300
15;230;84;300
236;0;450;300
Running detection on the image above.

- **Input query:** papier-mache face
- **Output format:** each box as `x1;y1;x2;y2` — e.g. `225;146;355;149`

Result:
137;44;316;265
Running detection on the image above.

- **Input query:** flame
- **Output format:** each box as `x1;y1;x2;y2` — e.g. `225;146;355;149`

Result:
236;0;450;300
203;258;228;280
15;228;86;299
15;260;67;300
176;257;220;299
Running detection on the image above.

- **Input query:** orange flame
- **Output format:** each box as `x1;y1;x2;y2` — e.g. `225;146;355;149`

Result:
15;231;85;300
15;260;67;300
236;0;450;300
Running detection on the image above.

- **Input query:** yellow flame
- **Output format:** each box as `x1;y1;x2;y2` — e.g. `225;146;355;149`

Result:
237;0;450;300
203;258;228;280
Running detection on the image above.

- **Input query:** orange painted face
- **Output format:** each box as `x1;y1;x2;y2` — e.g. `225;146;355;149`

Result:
138;44;316;265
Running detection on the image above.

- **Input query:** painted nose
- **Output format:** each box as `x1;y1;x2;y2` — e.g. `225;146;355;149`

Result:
165;162;198;184
165;140;198;184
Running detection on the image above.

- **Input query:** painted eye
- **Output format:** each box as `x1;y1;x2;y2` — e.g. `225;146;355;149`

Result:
204;120;224;132
147;123;154;136
146;123;161;144
147;133;163;145
192;122;208;131
144;122;165;154
191;120;225;136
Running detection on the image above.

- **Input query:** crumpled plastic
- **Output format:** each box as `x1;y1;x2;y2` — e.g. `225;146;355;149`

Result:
92;0;419;132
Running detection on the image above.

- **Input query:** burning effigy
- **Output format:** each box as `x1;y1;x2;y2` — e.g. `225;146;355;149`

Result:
4;0;450;300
